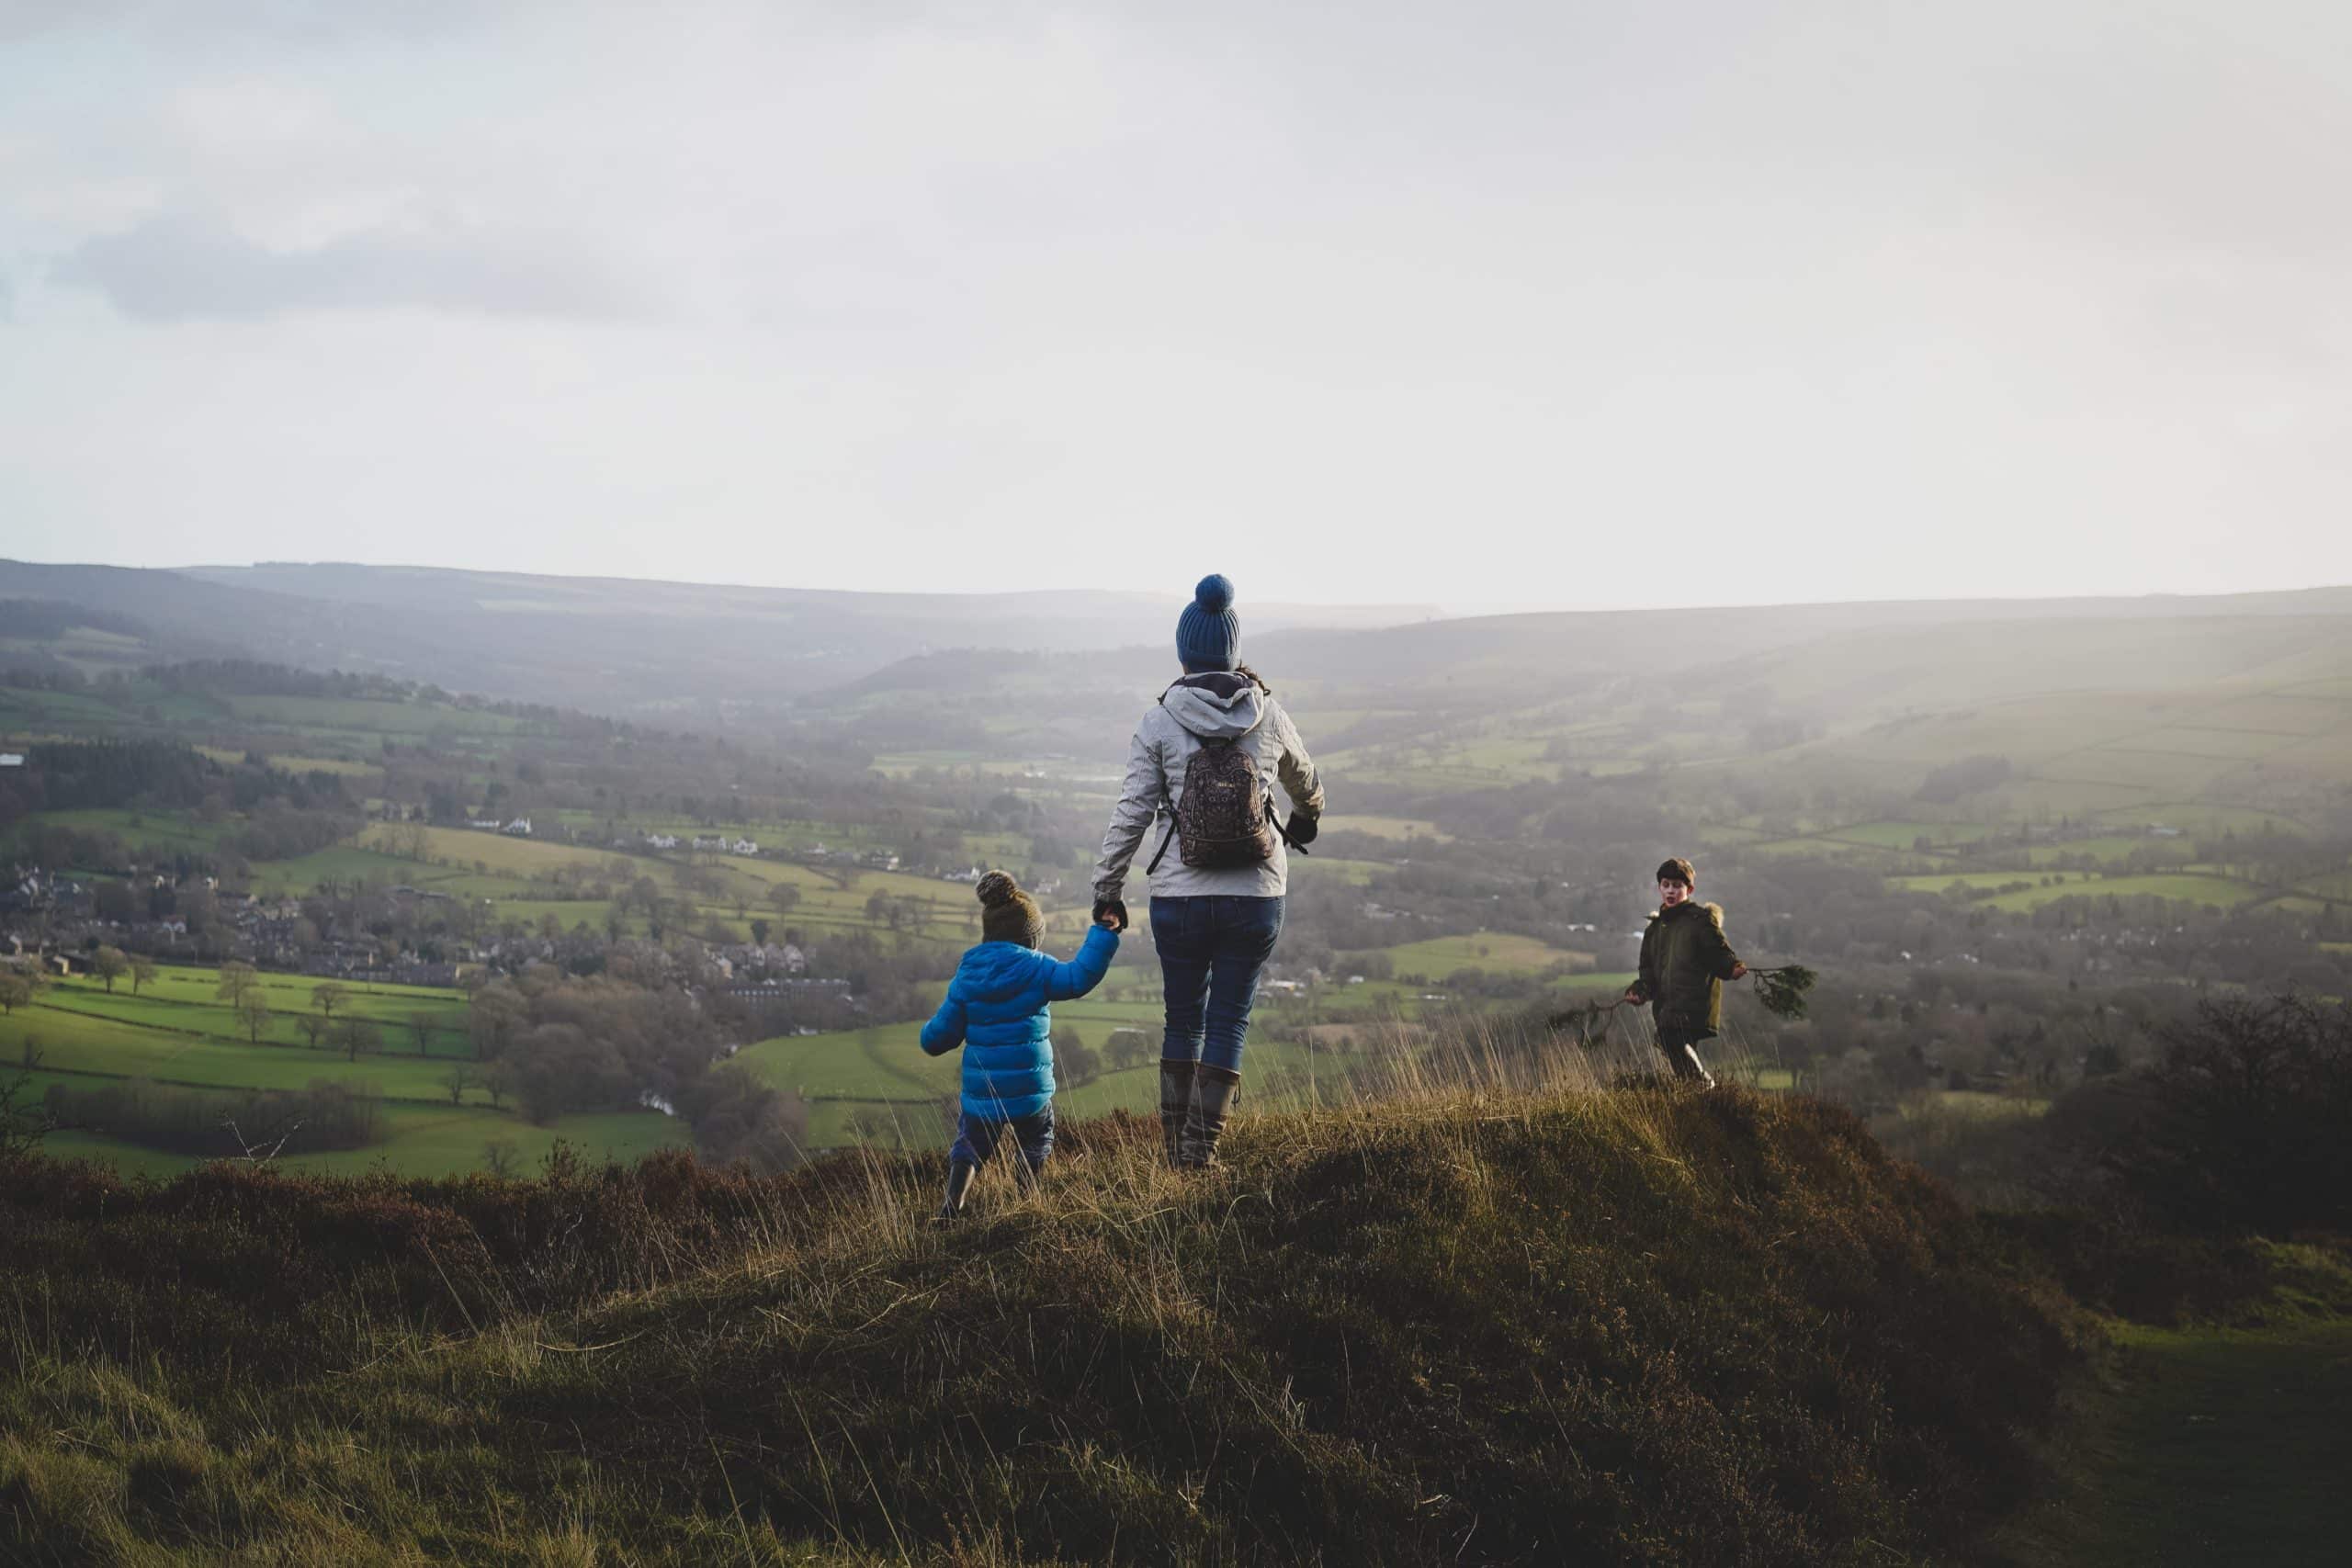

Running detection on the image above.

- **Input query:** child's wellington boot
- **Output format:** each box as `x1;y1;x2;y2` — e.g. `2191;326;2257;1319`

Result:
1158;1058;1196;1169
1179;1064;1241;1169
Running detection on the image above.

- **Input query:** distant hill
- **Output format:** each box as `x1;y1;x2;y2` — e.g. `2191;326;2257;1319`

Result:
9;562;2351;810
3;559;1430;720
1250;586;2352;699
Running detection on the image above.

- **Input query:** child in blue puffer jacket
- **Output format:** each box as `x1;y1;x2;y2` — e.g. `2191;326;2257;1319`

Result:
921;870;1119;1218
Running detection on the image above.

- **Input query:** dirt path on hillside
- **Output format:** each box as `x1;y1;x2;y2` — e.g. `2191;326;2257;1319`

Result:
2000;1318;2352;1565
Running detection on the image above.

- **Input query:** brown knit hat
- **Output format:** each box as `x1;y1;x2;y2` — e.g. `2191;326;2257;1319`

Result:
977;870;1044;948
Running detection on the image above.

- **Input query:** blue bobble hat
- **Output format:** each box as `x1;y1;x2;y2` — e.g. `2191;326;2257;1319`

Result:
1175;573;1239;671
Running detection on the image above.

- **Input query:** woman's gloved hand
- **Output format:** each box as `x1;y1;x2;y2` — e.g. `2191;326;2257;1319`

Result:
1285;810;1319;847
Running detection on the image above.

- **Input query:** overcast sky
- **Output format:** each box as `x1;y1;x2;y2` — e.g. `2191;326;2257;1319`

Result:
3;1;2347;612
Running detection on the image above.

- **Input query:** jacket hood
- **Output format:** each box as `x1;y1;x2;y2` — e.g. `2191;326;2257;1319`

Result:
1647;900;1724;926
956;942;1046;1002
1160;675;1267;741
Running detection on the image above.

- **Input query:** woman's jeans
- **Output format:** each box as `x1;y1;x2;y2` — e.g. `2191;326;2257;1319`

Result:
1150;895;1285;1077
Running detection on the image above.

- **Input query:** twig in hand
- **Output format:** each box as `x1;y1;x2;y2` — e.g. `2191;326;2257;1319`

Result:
1545;997;1632;1048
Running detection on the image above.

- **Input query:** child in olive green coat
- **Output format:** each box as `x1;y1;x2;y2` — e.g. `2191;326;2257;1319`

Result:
1623;857;1746;1087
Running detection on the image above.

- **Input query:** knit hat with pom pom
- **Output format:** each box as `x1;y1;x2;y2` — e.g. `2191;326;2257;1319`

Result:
976;869;1045;948
1175;573;1239;671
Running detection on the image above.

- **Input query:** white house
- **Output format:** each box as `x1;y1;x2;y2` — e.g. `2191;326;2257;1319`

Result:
502;818;533;837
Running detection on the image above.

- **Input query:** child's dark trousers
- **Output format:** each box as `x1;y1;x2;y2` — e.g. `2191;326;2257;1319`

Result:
949;1106;1056;1175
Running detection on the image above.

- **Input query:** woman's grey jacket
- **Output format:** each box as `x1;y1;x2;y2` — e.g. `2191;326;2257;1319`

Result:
1092;671;1325;902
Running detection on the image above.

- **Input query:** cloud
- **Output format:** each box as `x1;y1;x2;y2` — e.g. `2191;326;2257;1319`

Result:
0;0;481;46
52;210;650;321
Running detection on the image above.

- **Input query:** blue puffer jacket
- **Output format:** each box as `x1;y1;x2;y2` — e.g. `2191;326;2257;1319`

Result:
920;926;1119;1120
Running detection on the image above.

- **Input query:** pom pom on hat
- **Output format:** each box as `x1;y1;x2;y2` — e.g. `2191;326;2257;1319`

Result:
977;870;1044;948
1175;572;1240;671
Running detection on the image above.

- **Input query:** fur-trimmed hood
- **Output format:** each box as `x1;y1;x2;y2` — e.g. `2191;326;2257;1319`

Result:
1647;900;1725;928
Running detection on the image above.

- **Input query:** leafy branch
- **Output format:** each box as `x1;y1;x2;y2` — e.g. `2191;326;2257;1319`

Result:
1744;964;1818;1020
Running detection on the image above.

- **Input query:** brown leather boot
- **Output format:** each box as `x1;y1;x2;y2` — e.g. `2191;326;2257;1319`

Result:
1180;1064;1242;1168
1159;1058;1196;1168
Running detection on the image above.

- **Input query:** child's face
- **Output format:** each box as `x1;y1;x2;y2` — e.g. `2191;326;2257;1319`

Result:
1657;878;1692;908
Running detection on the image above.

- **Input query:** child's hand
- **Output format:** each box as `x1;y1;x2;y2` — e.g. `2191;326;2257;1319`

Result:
1730;962;1748;980
1092;897;1129;932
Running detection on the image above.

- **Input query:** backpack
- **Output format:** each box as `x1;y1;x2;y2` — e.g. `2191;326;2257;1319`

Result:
1145;688;1301;875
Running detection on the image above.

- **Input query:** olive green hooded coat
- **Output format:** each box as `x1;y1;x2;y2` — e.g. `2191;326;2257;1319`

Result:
1634;900;1741;1041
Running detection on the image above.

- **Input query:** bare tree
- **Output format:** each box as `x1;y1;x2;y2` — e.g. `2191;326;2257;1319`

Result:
406;1016;435;1056
216;961;261;1008
234;991;274;1043
440;1063;473;1105
311;981;350;1023
295;1014;330;1049
1;1041;51;1157
481;1139;520;1178
91;946;129;994
129;954;158;995
334;1018;384;1064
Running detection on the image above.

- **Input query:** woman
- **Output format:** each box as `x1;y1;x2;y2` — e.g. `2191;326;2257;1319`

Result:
1092;574;1325;1168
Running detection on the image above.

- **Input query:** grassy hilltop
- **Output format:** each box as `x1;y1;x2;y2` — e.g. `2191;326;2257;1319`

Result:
0;1073;2076;1565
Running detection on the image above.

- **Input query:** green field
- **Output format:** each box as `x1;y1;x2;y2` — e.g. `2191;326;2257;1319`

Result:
1817;820;2003;850
1887;869;2266;911
196;746;382;776
1893;871;2106;896
6;964;479;1106
223;694;535;736
45;964;467;1039
1383;932;1596;977
1977;874;2267;913
1;807;240;854
38;1105;686;1179
2024;837;2176;865
3;960;695;1176
1323;815;1452;842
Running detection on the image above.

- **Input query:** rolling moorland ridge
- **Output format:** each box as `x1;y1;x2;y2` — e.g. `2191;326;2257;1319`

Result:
3;565;2350;1560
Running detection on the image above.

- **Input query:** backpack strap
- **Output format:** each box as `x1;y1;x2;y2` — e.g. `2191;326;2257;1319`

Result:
1145;811;1181;876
